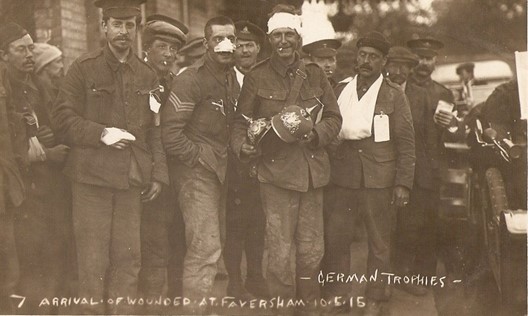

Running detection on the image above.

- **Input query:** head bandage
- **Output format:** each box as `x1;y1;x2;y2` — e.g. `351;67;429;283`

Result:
267;12;302;34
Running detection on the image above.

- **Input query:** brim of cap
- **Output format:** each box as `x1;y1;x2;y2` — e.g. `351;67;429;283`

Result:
309;48;337;58
412;48;437;57
154;34;185;47
387;57;419;66
271;115;296;143
102;8;141;18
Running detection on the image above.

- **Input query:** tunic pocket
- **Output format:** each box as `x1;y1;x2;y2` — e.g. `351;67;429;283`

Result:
85;84;115;125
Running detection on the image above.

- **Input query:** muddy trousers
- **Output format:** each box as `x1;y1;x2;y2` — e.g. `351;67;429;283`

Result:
260;183;324;314
171;162;226;308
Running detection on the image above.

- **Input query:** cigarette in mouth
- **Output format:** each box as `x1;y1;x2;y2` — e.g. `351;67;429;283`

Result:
278;48;283;52
163;61;168;66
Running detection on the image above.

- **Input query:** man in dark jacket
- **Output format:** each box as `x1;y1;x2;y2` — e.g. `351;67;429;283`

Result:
161;16;239;314
407;37;466;280
324;32;415;316
52;0;168;313
139;14;188;312
385;46;439;296
224;20;268;300
0;22;70;313
231;5;342;315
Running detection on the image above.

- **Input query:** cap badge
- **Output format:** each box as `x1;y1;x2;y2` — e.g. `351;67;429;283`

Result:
241;26;250;34
281;111;302;134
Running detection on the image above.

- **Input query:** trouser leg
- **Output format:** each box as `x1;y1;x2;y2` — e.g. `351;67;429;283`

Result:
224;189;246;283
139;188;172;300
321;185;358;300
414;188;439;277
72;182;113;315
106;186;142;315
260;183;298;312
244;187;265;280
175;164;223;309
295;187;324;313
363;188;395;301
167;199;185;297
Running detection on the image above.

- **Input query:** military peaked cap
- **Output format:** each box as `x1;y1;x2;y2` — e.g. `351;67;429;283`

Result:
0;22;28;50
407;36;444;57
302;39;341;58
94;0;145;18
235;21;265;45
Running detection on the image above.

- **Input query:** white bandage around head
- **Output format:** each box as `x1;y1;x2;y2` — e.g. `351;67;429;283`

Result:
267;12;302;34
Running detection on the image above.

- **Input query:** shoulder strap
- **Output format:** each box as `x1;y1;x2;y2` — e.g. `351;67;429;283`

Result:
285;62;307;106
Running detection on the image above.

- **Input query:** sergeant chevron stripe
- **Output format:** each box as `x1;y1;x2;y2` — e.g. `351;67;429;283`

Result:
168;92;194;112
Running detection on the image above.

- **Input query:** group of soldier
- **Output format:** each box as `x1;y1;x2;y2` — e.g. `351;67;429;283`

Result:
0;0;503;315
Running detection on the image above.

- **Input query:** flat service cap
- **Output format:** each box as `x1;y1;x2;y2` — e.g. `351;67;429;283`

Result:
144;14;188;46
302;39;341;58
94;0;145;18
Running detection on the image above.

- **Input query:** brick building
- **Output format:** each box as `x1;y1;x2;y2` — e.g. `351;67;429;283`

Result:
0;0;226;70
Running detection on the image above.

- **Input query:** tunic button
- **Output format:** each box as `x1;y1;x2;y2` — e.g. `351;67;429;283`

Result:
358;149;363;153
311;155;315;158
271;159;275;162
270;95;273;99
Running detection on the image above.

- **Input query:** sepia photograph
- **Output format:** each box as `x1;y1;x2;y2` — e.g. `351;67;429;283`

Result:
0;0;526;315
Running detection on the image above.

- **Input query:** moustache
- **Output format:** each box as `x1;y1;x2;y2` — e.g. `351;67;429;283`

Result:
114;36;130;42
359;64;373;71
415;65;429;72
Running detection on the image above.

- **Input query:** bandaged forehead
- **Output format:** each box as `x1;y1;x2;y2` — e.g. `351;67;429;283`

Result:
267;12;302;34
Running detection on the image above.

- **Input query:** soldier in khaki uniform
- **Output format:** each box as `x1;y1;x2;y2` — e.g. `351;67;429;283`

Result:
52;1;168;313
231;5;341;315
161;16;239;314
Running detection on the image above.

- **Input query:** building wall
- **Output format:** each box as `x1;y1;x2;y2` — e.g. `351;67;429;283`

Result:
2;0;225;70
